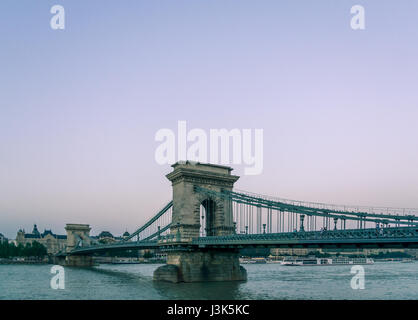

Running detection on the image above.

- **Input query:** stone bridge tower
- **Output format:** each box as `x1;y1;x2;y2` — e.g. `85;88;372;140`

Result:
166;161;239;239
154;161;247;283
65;224;92;252
61;224;93;266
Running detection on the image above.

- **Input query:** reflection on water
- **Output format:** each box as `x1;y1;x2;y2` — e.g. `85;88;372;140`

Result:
152;278;243;300
1;262;418;299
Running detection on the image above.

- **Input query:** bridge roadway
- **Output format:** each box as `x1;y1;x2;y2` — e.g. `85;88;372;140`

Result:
69;226;418;255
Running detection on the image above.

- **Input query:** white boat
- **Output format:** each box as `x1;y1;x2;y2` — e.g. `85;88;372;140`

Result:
239;258;256;264
401;259;414;263
239;257;267;264
281;261;303;266
280;257;374;266
266;260;282;264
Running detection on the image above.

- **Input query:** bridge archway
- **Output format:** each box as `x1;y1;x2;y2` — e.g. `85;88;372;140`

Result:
200;198;217;237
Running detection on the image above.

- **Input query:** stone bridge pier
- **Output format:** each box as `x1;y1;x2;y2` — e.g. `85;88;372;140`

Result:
55;224;94;267
153;161;247;283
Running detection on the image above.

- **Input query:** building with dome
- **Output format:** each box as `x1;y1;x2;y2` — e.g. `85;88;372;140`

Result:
94;230;131;244
122;231;130;240
97;231;116;244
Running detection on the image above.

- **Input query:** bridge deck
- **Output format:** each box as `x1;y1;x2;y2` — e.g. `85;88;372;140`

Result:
66;226;418;255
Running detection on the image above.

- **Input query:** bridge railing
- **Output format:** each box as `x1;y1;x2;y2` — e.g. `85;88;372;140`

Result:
194;226;418;245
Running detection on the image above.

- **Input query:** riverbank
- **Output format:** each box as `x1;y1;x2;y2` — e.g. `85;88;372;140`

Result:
0;258;48;264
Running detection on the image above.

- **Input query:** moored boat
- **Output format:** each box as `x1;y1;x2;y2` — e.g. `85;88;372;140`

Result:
280;257;374;266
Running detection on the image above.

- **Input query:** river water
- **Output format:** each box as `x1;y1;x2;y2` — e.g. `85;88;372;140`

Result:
1;262;417;300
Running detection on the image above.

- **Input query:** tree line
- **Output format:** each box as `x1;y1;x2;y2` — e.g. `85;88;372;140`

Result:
0;241;47;258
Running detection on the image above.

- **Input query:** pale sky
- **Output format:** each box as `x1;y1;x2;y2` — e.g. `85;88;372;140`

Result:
1;0;418;238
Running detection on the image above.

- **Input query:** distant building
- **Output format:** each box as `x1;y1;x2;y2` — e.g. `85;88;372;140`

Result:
122;231;130;240
270;248;309;256
95;231;127;244
97;231;116;244
0;233;7;243
16;224;67;254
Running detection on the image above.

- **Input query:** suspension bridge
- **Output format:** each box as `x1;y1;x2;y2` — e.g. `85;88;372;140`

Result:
57;161;418;282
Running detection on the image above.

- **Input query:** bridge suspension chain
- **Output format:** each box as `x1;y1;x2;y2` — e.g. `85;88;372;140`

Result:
194;186;418;236
70;187;418;254
122;201;173;242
